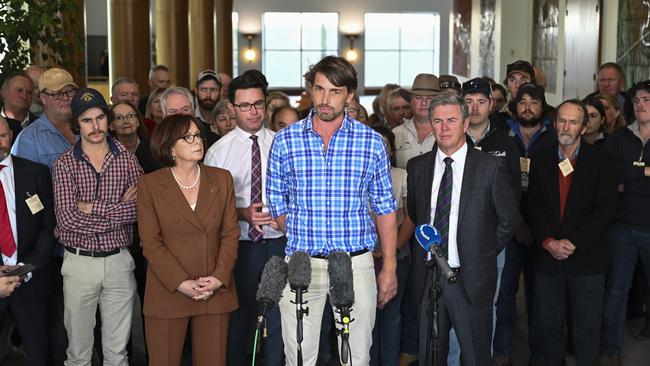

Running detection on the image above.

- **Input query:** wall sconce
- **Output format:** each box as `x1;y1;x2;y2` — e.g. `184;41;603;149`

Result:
243;33;257;63
344;34;359;63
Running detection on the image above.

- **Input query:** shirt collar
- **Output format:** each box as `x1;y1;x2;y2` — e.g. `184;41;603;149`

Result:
302;109;354;132
73;135;122;161
557;143;581;161
436;142;468;167
232;125;269;142
0;154;13;169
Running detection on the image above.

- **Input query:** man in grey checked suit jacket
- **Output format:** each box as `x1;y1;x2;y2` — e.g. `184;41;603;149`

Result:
406;94;521;366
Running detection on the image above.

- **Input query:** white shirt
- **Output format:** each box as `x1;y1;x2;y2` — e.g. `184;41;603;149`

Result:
1;108;29;128
204;126;283;241
429;143;468;268
0;155;18;266
393;118;436;169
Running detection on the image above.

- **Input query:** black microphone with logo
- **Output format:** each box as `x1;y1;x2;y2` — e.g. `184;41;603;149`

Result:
288;251;311;366
328;251;355;365
254;256;288;366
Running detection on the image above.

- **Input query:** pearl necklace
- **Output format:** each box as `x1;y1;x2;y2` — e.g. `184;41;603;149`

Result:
171;165;201;190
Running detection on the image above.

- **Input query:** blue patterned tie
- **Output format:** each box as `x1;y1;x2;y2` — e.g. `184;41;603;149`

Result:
433;157;453;249
249;135;263;242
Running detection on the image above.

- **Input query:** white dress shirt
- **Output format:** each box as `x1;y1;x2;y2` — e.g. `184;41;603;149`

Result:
0;154;18;266
429;143;468;268
204;126;283;241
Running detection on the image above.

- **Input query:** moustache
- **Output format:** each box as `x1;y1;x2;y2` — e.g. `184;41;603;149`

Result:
89;130;107;137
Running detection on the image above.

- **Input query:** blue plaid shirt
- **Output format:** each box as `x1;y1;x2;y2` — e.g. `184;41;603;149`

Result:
266;111;397;256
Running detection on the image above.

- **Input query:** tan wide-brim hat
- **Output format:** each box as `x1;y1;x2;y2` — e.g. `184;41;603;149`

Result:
409;74;441;96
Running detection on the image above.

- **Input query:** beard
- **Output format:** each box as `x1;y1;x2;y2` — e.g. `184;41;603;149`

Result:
199;97;217;111
315;104;344;122
558;133;578;146
517;111;542;127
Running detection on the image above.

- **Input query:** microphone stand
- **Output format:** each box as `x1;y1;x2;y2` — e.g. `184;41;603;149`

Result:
424;254;442;366
291;287;309;366
263;316;269;366
335;305;354;365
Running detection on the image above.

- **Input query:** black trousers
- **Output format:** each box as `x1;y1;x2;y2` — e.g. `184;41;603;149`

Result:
535;271;604;366
0;297;50;366
418;270;493;366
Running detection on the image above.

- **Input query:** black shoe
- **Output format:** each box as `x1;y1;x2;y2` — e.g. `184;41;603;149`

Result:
634;326;650;341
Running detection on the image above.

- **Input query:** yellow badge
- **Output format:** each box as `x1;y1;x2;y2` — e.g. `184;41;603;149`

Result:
520;157;531;173
558;158;574;177
25;194;44;215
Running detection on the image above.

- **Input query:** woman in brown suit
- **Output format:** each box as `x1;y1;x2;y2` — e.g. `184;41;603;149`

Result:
137;114;240;366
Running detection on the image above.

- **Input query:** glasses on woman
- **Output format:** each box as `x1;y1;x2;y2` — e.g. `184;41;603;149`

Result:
115;113;136;122
179;131;202;144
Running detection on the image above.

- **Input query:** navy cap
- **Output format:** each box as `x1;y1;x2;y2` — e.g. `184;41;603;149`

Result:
439;75;461;90
628;80;650;99
461;78;492;98
506;60;535;81
71;88;108;122
508;82;548;115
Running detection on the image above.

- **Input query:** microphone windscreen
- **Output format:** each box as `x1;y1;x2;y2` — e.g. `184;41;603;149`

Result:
327;251;355;307
288;251;312;289
256;256;288;304
415;224;441;251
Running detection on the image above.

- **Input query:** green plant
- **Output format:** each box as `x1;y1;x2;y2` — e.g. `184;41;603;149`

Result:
0;0;85;83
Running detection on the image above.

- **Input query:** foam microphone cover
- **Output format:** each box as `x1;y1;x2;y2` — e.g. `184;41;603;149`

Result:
415;224;442;251
256;256;288;305
288;251;312;289
327;251;355;308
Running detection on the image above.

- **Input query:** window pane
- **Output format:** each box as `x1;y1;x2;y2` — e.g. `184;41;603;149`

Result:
301;13;338;50
365;51;399;87
400;14;436;50
364;14;400;50
263;13;301;49
264;50;301;88
400;51;435;85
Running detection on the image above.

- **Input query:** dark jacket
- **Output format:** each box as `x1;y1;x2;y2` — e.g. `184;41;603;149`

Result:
603;121;650;228
528;143;617;275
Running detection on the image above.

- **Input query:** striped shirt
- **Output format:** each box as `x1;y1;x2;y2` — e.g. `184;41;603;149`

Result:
266;111;397;256
52;136;143;251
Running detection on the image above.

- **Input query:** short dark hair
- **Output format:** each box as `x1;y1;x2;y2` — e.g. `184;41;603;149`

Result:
582;95;606;123
271;106;299;128
149;64;170;79
1;71;33;94
228;71;268;103
304;55;357;92
372;124;397;167
150;114;205;167
556;98;589;126
109;100;147;139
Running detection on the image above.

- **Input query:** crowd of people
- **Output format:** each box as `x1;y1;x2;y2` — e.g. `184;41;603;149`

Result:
0;54;648;366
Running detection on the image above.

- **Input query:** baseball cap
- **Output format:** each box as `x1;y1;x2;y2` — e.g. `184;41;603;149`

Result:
39;68;77;92
71;88;109;122
409;74;441;96
461;78;492;98
439;75;461;91
628;80;650;99
196;69;221;87
508;82;548;115
506;60;535;82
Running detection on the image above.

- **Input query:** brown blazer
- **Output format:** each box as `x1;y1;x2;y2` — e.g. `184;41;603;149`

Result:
137;164;240;318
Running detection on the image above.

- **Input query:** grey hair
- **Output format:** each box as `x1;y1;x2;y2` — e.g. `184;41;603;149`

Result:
111;77;139;97
428;94;469;121
160;86;194;115
212;99;230;117
387;88;409;110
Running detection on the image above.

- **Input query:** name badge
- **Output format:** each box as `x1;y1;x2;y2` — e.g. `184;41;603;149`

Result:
474;146;482;151
558;158;574;177
25;194;44;215
520;157;531;173
633;161;645;167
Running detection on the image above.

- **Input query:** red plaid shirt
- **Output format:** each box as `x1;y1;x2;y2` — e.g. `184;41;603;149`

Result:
53;137;143;251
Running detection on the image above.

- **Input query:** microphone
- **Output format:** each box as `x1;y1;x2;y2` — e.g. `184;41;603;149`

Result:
288;251;311;365
255;256;288;330
328;251;355;365
415;224;458;283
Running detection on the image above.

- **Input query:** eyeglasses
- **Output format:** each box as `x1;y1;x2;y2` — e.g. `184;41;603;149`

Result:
233;100;265;112
41;88;76;101
115;113;136;122
179;131;202;144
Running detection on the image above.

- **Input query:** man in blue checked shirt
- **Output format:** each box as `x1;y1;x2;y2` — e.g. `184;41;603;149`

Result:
266;56;398;366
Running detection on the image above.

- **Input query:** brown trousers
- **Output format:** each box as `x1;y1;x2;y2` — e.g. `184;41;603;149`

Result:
145;313;229;366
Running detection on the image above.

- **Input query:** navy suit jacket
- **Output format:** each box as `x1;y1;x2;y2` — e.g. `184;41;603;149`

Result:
0;155;56;301
406;145;521;305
